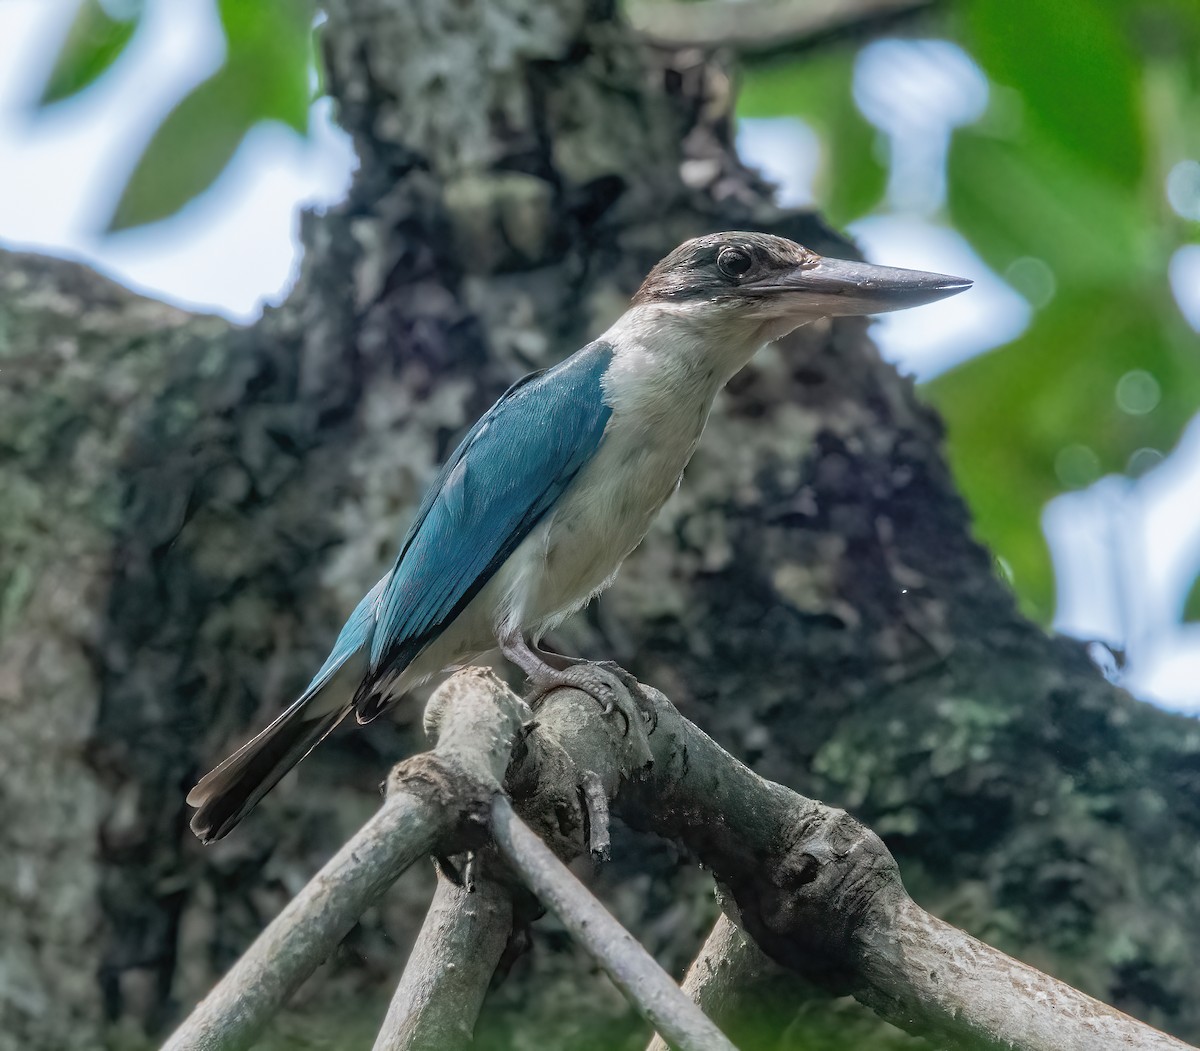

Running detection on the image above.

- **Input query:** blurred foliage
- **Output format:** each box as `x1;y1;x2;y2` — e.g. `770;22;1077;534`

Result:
36;0;141;106
737;0;1200;621
737;50;886;226
33;0;314;231
27;0;1200;622
1185;573;1200;624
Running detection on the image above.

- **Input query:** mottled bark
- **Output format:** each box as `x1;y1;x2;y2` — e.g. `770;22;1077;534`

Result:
0;254;223;1049
372;870;513;1051
161;668;527;1051
1;0;1198;1048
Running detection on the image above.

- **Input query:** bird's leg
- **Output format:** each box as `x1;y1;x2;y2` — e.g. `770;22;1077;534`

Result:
529;640;589;672
536;640;658;734
498;633;655;735
537;640;659;734
499;632;618;711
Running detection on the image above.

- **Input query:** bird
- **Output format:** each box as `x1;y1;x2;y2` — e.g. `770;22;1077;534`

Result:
187;231;970;842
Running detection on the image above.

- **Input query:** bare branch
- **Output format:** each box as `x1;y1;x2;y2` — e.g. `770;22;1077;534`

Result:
856;899;1196;1051
580;769;611;859
168;669;1194;1051
646;914;782;1051
626;0;936;55
501;680;1194;1051
613;687;1196;1051
372;866;513;1051
490;794;739;1051
162;669;529;1051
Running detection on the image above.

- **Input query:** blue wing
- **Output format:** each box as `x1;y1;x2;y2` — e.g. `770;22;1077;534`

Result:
365;340;615;682
297;572;389;700
188;343;613;837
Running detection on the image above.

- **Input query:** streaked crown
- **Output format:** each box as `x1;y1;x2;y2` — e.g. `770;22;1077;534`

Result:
633;232;816;304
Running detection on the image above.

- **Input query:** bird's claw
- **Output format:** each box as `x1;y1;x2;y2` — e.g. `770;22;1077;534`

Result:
524;660;655;776
594;661;658;734
527;662;608;710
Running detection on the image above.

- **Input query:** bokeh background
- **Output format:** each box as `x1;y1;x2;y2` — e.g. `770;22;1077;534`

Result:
3;0;1197;709
4;4;1200;1050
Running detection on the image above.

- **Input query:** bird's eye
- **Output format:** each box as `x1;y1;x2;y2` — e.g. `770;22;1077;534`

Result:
717;247;753;279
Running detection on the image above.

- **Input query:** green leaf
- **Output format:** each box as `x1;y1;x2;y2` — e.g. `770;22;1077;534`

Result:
947;123;1153;290
36;0;141;107
218;0;313;134
737;50;886;226
102;0;315;231
925;293;1200;621
954;0;1145;188
1184;573;1200;624
105;66;258;232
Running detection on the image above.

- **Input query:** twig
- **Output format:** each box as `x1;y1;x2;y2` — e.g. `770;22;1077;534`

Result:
580;769;611;859
497;679;1193;1051
626;0;935;56
490;794;739;1051
614;688;1196;1051
372;866;513;1051
646;914;780;1051
162;669;529;1051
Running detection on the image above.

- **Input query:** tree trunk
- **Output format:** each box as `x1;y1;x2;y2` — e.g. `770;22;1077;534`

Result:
2;1;1197;1049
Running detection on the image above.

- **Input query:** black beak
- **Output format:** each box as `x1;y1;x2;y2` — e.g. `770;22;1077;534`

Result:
757;256;973;315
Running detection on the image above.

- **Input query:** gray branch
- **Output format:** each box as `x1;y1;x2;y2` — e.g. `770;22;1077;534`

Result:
161;669;529;1051
166;669;1194;1051
626;0;935;55
372;865;513;1051
646;914;783;1051
508;682;1196;1051
856;898;1192;1051
490;794;738;1051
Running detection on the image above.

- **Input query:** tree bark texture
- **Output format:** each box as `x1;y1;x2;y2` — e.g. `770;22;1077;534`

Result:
1;0;1197;1048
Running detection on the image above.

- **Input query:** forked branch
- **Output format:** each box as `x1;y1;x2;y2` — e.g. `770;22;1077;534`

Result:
372;868;514;1051
510;681;1195;1051
168;670;1195;1051
161;669;529;1051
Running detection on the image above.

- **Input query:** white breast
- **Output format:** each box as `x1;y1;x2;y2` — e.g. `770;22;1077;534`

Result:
394;302;764;687
494;308;739;639
507;408;706;635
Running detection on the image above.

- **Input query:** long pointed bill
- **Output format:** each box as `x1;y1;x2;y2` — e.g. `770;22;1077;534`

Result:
756;256;973;316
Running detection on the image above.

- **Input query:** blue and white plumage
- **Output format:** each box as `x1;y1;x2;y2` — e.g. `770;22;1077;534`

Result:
189;232;970;841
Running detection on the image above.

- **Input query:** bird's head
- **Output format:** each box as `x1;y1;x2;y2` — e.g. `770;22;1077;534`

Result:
631;231;971;348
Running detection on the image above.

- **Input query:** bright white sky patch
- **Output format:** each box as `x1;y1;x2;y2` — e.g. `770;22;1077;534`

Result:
0;0;356;321
1169;244;1200;333
736;117;821;208
847;215;1029;379
853;38;988;215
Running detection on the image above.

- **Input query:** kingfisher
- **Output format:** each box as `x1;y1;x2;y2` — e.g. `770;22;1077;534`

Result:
188;232;970;841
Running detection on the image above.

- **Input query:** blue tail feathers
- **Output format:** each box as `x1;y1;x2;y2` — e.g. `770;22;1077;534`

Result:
187;575;390;842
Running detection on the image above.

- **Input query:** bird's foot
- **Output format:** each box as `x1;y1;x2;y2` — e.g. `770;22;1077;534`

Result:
500;636;657;747
591;660;659;735
525;660;622;717
530;643;658;732
524;660;657;744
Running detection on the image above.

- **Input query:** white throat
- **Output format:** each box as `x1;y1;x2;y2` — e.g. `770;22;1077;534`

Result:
600;300;806;399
